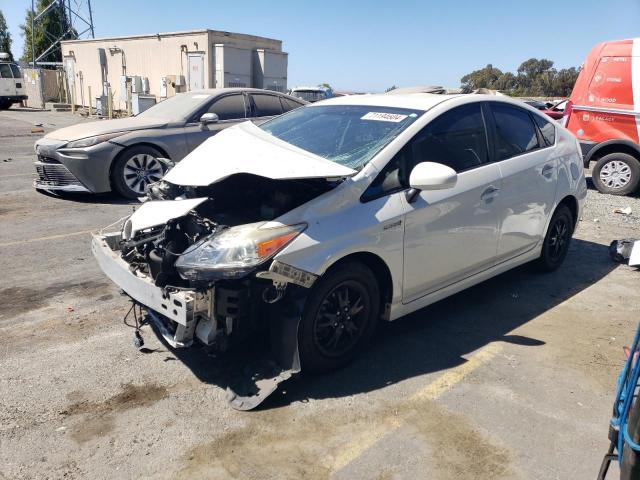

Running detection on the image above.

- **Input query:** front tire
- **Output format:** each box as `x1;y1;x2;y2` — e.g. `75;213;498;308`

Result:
299;262;380;373
535;204;574;272
592;152;640;196
111;145;166;199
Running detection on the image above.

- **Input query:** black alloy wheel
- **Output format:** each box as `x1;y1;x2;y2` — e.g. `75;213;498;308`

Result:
299;262;379;373
535;204;573;272
313;280;369;358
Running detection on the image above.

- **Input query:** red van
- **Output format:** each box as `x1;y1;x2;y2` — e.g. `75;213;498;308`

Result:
564;38;640;195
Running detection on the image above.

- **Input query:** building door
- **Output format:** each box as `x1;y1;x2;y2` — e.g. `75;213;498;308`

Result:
64;56;76;104
188;53;204;91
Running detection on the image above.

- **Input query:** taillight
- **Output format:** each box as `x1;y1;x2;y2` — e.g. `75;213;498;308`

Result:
561;100;573;128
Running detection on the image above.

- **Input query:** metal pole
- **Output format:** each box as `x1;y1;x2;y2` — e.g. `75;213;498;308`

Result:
39;70;45;110
107;86;113;119
31;0;35;67
88;85;92;116
87;0;95;38
67;0;72;33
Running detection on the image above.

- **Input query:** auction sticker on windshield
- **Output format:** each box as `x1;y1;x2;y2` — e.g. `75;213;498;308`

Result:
361;112;408;122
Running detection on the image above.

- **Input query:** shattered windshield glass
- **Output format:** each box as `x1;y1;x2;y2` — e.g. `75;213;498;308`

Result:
260;105;423;169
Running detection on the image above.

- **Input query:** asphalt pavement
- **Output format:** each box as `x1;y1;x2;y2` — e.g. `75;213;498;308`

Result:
1;107;639;480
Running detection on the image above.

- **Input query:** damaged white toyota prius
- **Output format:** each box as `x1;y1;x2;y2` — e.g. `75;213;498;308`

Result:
92;93;587;409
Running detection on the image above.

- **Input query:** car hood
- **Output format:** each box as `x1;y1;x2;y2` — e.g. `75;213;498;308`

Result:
44;116;168;142
163;121;357;186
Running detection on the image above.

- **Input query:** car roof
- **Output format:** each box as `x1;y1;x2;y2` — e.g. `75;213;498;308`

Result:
188;88;299;97
312;92;550;114
313;93;463;111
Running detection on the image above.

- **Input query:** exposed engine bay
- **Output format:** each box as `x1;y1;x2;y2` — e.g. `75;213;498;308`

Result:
121;173;333;289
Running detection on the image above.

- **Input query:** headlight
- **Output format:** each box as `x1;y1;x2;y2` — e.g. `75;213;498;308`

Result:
65;131;127;149
175;222;306;281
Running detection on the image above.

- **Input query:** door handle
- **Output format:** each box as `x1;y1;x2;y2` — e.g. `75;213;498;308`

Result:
542;164;554;177
481;185;500;200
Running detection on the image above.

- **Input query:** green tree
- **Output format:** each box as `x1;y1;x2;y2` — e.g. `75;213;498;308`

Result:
551;67;579;97
460;58;579;97
493;72;516;91
515;58;554;93
20;0;76;64
0;10;13;61
460;64;504;90
385;85;398;92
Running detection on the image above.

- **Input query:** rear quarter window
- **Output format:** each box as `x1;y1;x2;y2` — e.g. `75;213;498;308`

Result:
532;114;556;146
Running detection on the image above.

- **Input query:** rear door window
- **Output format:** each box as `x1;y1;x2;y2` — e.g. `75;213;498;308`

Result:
490;103;540;160
251;94;284;117
207;94;246;121
0;64;12;79
532;114;556;146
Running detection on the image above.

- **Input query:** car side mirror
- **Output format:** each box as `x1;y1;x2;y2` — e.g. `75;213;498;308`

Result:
200;112;219;125
409;161;457;191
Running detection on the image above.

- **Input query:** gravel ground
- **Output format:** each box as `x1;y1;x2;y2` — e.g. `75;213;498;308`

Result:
582;169;640;228
1;108;639;480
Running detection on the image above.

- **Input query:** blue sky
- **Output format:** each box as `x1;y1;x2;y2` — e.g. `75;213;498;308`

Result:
2;0;639;92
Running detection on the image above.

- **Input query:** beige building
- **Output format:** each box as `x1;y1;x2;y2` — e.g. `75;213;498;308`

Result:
60;29;288;110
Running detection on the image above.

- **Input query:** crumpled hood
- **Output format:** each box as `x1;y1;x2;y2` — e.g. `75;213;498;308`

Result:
163;121;357;186
44;116;167;142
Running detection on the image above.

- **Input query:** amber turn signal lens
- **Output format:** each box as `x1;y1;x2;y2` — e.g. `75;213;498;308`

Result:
257;232;298;258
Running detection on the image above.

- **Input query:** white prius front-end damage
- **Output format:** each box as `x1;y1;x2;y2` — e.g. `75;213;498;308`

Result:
91;121;358;409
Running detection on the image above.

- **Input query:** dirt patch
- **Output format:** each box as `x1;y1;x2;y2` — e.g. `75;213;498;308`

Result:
64;383;169;417
62;383;169;443
0;279;110;320
176;395;511;480
405;399;510;480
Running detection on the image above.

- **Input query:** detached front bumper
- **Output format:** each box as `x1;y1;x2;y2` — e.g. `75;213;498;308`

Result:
91;232;211;347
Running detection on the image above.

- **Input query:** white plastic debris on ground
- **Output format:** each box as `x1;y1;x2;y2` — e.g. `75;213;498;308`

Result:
629;241;640;267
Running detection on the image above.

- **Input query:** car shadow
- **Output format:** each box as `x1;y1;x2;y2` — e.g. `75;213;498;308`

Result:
35;188;138;205
164;237;618;410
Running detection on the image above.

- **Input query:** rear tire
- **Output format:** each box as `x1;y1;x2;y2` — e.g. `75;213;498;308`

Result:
299;262;379;373
592;152;640;196
0;101;10;110
534;204;574;272
111;145;166;199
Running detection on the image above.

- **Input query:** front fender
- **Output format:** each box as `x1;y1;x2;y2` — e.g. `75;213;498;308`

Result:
275;193;405;307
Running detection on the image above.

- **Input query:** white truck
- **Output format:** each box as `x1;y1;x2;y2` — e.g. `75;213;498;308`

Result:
0;55;27;110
